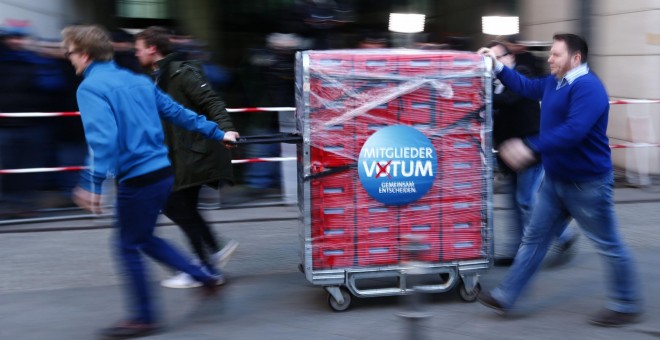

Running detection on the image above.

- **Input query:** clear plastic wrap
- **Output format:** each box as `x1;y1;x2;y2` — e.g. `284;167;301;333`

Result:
296;49;492;271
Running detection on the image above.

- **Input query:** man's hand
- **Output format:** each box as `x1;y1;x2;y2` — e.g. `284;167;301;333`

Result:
498;138;537;171
72;186;102;214
477;47;496;63
222;131;240;149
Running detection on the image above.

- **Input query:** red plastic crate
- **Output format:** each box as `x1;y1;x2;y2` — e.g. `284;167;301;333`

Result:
354;120;390;154
313;242;355;269
356;239;399;266
310;203;356;270
311;172;354;205
436;53;484;73
440;199;482;221
444;78;484;101
353;81;400;123
353;53;398;75
400;88;434;125
397;54;441;76
399;202;441;262
436;100;483;128
309;77;350;109
355;193;398;235
308;54;353;76
439;176;483;199
441;229;484;261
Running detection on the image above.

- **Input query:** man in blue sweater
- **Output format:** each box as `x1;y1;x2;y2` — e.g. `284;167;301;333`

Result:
477;33;641;327
62;25;239;338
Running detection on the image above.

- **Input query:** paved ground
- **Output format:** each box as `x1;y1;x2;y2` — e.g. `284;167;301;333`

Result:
1;187;660;339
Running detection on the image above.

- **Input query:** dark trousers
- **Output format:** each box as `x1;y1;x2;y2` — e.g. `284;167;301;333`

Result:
116;176;214;323
163;185;220;267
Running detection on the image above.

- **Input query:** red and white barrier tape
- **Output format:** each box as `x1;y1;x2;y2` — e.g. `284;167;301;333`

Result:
609;99;660;105
226;107;295;113
0;107;296;118
2;99;660;118
0;157;297;175
609;143;660;149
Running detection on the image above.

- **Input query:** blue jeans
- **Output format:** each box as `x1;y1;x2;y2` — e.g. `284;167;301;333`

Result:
492;172;641;313
500;162;575;257
115;175;217;323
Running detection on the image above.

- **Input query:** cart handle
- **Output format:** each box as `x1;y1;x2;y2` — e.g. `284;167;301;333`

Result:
229;133;303;145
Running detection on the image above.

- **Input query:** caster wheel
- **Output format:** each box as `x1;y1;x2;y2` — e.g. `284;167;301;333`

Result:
297;263;304;273
327;287;352;312
458;282;481;302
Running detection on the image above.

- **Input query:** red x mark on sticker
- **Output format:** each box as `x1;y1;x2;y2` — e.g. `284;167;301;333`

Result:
376;160;392;179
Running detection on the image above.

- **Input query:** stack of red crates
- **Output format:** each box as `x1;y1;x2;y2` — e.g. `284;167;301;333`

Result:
304;50;487;270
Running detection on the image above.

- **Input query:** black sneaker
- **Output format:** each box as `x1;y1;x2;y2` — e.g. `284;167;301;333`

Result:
588;309;640;327
477;291;506;314
99;320;161;339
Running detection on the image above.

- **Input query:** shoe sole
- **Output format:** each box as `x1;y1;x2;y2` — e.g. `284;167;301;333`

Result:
477;297;507;316
161;279;226;289
588;317;640;328
216;241;239;269
160;281;203;289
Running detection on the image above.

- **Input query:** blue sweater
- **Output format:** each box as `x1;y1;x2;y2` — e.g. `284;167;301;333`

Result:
77;61;225;194
498;66;612;181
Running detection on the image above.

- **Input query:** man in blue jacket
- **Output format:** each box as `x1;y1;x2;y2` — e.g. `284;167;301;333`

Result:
477;33;641;327
62;25;239;338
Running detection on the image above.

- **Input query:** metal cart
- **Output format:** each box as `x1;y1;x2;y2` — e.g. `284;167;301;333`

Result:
294;49;494;311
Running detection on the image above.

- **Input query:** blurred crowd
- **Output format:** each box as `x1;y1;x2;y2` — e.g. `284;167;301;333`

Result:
0;6;483;218
0;24;238;218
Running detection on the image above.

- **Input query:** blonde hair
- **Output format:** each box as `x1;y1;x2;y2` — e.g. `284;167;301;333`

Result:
61;25;114;61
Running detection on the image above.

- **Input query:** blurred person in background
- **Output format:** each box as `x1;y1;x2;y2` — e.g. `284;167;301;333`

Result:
62;24;238;338
134;26;239;289
357;30;387;49
235;32;307;203
0;24;68;217
110;29;141;73
293;0;354;50
477;33;642;327
488;41;578;267
496;34;547;78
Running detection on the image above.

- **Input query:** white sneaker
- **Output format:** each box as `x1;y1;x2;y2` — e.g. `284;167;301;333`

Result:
161;272;227;289
160;272;202;289
213;240;239;269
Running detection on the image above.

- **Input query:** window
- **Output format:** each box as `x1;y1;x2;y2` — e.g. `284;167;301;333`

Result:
117;0;169;19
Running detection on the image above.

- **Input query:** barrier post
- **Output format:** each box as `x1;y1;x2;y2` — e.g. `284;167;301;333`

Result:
278;110;298;205
626;104;657;186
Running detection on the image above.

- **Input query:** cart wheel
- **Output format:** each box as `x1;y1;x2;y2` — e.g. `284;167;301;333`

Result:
327;287;352;312
458;282;481;302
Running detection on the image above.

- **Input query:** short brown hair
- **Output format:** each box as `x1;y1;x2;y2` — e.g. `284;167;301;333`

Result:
553;33;588;63
135;26;172;55
61;25;114;61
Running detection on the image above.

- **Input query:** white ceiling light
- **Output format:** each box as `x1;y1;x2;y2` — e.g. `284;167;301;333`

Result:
482;16;519;35
389;13;425;33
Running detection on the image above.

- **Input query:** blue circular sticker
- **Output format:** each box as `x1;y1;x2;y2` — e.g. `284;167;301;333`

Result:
358;125;438;205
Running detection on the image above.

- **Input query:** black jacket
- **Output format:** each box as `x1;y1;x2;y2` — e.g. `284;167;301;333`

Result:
492;64;541;147
153;53;236;191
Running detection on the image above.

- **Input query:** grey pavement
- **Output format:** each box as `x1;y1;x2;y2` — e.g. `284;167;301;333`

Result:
1;187;660;339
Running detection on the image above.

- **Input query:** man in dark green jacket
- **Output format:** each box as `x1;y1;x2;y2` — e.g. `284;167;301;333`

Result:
135;26;239;288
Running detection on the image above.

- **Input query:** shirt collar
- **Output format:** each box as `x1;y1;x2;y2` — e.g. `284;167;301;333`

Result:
561;63;589;85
